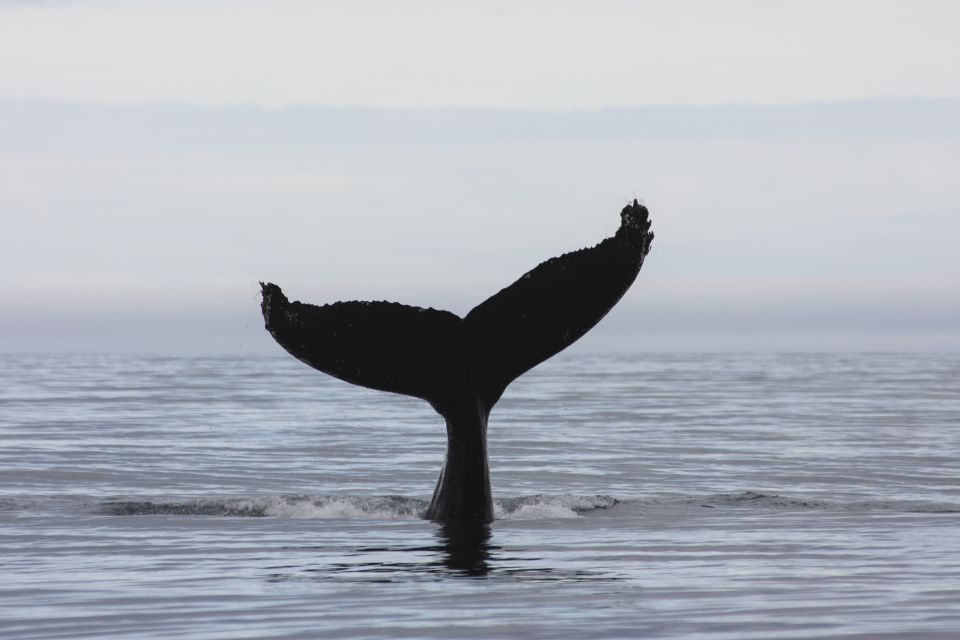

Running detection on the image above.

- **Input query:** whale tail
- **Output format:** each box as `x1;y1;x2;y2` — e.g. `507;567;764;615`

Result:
260;200;653;522
260;283;471;415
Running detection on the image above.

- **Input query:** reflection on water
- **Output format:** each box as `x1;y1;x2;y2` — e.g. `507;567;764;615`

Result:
276;523;499;582
435;522;494;576
5;353;960;639
267;522;623;586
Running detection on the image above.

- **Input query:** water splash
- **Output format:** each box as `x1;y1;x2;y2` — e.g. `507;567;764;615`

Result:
495;494;619;519
99;493;620;520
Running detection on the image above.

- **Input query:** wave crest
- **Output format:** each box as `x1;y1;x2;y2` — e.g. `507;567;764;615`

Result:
69;491;960;521
664;491;960;513
495;494;618;519
100;493;619;520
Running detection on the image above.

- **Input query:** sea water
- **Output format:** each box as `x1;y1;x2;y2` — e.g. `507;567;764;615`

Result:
1;353;958;639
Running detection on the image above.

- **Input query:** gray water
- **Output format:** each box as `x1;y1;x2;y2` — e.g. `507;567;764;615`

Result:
1;353;958;639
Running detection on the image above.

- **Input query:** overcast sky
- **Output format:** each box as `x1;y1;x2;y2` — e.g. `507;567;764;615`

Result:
2;0;960;108
1;1;958;353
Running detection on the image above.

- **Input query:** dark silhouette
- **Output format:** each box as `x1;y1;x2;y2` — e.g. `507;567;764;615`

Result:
435;522;495;576
260;200;653;523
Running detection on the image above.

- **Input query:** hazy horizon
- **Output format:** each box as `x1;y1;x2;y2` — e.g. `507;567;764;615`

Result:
3;97;958;354
2;1;958;354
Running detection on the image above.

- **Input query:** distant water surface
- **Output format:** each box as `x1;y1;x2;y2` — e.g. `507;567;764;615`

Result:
1;353;958;639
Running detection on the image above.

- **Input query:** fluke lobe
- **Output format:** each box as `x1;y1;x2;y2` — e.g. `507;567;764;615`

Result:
260;200;653;523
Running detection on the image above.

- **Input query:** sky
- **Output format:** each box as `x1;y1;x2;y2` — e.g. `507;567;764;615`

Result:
1;0;958;353
2;0;959;108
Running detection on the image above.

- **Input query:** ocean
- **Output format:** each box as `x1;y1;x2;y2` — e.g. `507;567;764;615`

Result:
2;352;958;639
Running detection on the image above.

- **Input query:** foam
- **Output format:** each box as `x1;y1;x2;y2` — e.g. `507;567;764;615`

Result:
88;491;960;521
99;493;619;521
495;494;619;520
101;495;429;520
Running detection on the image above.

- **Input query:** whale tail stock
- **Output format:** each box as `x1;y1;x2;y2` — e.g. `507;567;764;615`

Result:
260;200;653;523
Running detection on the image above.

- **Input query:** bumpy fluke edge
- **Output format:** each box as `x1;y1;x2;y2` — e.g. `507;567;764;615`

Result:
260;200;653;412
465;199;652;406
260;281;468;411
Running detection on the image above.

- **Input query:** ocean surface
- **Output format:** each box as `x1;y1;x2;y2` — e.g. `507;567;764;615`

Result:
1;352;958;639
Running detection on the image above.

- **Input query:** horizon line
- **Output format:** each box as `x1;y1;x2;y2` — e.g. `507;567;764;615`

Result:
3;94;959;114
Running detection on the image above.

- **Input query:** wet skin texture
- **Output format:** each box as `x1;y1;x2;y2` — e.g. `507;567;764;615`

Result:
260;200;653;523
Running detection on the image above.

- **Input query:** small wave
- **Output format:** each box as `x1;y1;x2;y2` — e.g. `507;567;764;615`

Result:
68;491;960;520
691;491;828;510
648;491;960;514
847;499;960;514
101;495;429;519
495;494;618;520
100;493;619;521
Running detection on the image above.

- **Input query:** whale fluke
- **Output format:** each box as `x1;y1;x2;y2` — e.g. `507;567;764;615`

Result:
260;286;469;411
261;200;653;523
